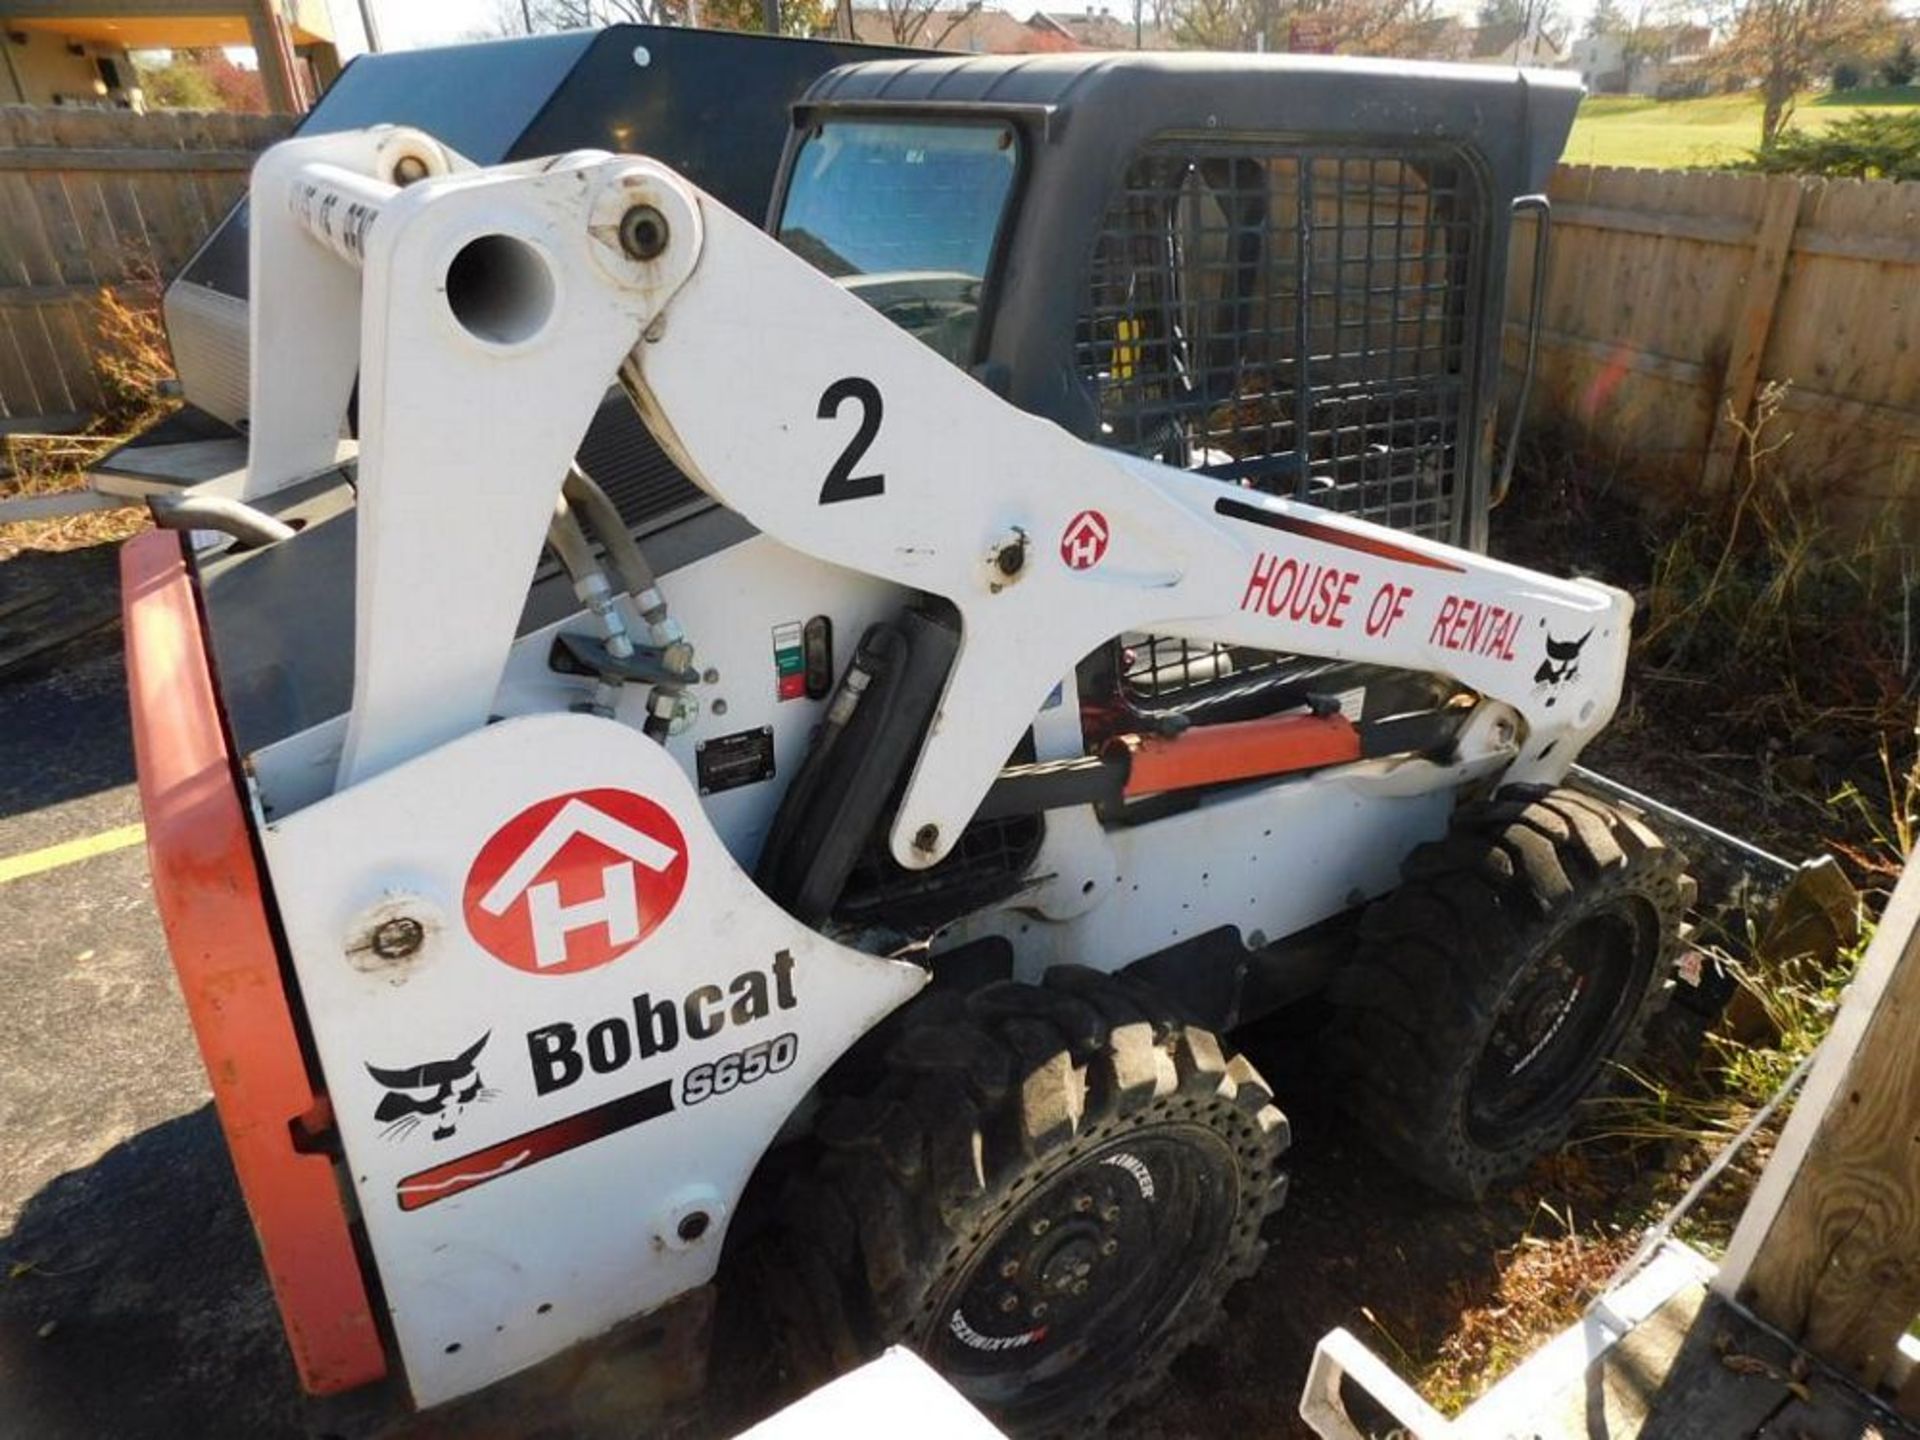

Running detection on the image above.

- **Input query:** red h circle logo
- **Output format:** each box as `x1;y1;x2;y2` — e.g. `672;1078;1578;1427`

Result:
464;789;689;975
1060;509;1110;570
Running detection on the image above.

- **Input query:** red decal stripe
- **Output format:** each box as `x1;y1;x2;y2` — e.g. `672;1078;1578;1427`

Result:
396;1080;674;1211
1216;497;1466;573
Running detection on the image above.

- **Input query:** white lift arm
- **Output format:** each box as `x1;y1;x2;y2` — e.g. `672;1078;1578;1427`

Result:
247;128;1630;867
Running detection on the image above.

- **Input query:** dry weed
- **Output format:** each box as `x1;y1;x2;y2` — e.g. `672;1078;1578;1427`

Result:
0;279;176;561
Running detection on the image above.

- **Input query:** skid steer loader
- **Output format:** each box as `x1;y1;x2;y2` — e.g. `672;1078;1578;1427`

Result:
121;49;1697;1434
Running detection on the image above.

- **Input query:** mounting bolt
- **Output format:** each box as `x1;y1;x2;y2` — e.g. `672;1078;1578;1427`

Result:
1101;1205;1121;1224
999;1293;1020;1314
391;153;430;186
912;824;940;854
370;916;425;960
999;1259;1020;1279
1072;1193;1093;1214
620;203;670;261
1029;1216;1050;1237
1071;1280;1089;1296
986;527;1030;593
1100;1238;1118;1256
1032;1302;1049;1319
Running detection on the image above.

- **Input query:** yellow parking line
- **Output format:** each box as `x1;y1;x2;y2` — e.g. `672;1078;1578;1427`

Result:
0;822;147;884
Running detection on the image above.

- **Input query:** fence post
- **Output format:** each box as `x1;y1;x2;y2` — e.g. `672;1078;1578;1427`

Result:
1715;854;1920;1397
1699;175;1802;493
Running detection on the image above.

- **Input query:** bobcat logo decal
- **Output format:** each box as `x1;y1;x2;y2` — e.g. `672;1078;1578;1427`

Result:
367;1033;496;1142
1533;629;1593;707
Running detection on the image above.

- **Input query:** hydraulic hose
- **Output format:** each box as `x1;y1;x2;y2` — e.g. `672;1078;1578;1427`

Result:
561;464;661;621
546;496;635;661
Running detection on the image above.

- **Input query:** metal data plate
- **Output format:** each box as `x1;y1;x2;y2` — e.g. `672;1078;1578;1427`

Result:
696;727;776;796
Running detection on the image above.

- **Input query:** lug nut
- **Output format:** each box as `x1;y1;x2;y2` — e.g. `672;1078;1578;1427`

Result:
1101;1205;1121;1224
1071;1280;1089;1296
999;1293;1020;1314
1100;1239;1118;1256
1029;1217;1050;1237
999;1259;1020;1279
1032;1302;1049;1319
1072;1194;1093;1214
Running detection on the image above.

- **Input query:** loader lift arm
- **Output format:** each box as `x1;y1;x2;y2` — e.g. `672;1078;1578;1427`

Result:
244;126;1630;868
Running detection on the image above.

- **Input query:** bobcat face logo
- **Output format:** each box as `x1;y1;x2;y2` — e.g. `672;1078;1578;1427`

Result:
367;1033;496;1142
1533;629;1592;707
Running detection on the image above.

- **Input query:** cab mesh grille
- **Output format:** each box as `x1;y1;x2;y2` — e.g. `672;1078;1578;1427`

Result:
1074;142;1486;545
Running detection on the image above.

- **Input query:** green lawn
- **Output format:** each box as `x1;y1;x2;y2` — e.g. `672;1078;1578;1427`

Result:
1562;87;1920;170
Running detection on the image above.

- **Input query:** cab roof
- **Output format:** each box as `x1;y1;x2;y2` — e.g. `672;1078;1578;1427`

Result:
802;51;1582;196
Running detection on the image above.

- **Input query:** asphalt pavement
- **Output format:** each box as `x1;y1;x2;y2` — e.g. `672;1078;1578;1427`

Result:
0;635;341;1438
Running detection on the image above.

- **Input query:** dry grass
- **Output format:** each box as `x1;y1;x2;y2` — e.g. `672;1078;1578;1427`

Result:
1432;401;1906;1419
0;282;176;562
1420;1206;1640;1411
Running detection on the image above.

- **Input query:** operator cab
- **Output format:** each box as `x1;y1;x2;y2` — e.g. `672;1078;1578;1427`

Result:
775;54;1578;551
752;56;1579;921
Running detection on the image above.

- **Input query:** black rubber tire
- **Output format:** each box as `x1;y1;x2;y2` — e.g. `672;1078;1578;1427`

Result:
1324;785;1694;1201
755;966;1289;1435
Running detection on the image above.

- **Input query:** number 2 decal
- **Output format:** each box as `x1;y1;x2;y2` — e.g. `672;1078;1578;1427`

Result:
817;377;884;505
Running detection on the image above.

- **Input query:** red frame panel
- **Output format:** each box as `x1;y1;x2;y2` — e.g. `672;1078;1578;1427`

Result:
121;529;387;1395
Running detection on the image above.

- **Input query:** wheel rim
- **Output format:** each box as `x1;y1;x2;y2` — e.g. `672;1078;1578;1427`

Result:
921;1124;1237;1423
1466;898;1657;1147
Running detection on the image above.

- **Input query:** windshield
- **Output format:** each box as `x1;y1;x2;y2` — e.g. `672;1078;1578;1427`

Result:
778;119;1019;367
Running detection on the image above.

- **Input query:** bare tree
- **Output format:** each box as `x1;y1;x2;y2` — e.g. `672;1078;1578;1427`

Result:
1169;0;1257;50
1167;0;1448;56
503;0;691;32
878;0;983;46
1475;0;1567;59
1703;0;1895;144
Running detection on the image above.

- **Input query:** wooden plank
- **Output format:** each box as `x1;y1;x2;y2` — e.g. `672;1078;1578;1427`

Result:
38;297;100;414
1504;320;1711;388
0;302;75;416
0;309;39;419
0;146;262;172
1795;229;1920;268
1553;200;1757;249
1717;856;1920;1394
1775;386;1920;442
1699;176;1804;494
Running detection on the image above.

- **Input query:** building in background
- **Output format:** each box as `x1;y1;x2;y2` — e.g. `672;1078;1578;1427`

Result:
1563;23;1712;96
0;0;338;111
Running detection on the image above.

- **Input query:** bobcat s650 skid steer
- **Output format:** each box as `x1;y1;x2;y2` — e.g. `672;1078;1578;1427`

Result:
121;48;1694;1434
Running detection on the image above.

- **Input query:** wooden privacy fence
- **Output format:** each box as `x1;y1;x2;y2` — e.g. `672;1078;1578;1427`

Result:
1505;164;1920;525
0;105;291;431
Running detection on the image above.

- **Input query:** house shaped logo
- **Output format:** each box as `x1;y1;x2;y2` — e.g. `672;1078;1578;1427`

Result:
1060;509;1110;571
463;789;689;975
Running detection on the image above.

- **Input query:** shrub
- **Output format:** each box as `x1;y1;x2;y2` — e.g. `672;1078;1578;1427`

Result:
1742;109;1920;178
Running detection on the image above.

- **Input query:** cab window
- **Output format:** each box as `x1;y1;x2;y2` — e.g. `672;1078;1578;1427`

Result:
778;119;1020;367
